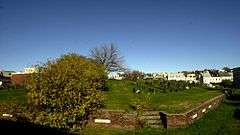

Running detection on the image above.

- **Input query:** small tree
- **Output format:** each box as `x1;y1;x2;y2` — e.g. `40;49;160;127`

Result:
233;67;240;88
123;70;145;80
26;53;107;131
222;67;231;72
220;80;233;88
90;44;125;73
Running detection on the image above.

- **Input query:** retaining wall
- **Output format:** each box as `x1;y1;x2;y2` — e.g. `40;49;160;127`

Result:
89;94;225;129
162;94;225;128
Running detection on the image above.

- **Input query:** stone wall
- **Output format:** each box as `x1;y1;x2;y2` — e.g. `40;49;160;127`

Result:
163;94;225;128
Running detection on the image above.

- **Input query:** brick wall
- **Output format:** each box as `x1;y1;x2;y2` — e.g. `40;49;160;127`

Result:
164;94;225;128
89;94;225;129
88;110;137;129
11;74;31;86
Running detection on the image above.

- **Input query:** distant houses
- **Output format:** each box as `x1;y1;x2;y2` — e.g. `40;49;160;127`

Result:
164;72;199;83
11;67;37;86
0;71;15;87
108;69;234;88
143;69;233;87
0;67;37;87
1;66;237;89
168;72;186;81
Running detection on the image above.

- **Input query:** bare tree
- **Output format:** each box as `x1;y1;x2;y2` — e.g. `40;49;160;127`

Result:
90;44;125;73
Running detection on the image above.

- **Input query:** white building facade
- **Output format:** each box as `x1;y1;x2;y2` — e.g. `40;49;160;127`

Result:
167;72;186;81
202;71;233;85
108;72;123;80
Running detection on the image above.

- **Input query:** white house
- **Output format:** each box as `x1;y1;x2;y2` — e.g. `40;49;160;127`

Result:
167;72;198;83
185;73;198;83
108;72;123;80
202;70;233;85
202;71;221;84
153;72;168;80
219;71;233;81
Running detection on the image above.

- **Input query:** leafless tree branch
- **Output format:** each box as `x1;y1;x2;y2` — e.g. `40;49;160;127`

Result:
90;44;126;73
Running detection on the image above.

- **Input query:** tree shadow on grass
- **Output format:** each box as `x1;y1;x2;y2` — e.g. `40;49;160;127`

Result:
0;118;74;135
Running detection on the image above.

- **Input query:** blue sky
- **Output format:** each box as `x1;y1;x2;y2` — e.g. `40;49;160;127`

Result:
0;0;239;72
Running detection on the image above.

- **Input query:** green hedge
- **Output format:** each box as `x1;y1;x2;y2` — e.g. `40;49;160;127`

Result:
133;79;198;93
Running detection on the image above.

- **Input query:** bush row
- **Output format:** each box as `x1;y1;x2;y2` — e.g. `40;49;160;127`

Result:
132;79;202;93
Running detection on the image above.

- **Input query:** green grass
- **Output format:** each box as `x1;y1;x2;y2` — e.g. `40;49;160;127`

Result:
103;80;136;111
149;88;221;113
0;80;222;113
0;88;27;104
83;102;240;135
104;80;222;113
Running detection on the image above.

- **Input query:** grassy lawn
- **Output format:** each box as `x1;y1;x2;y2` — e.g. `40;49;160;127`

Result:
104;80;222;113
103;80;136;111
0;80;222;113
0;88;27;104
83;102;240;135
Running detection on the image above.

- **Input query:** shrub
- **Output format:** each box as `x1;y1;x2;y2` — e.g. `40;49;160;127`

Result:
220;80;233;88
122;70;144;80
135;79;191;93
26;53;107;132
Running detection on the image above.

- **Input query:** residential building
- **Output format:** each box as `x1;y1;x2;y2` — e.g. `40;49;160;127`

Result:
11;74;30;86
153;72;168;80
0;75;11;86
167;72;186;81
202;70;233;85
219;71;233;81
108;72;123;80
0;71;14;86
10;67;37;86
185;73;198;83
0;70;15;77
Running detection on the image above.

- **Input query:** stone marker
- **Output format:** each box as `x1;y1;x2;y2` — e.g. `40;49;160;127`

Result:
192;114;197;119
2;114;13;117
136;90;141;94
202;108;206;113
94;119;111;124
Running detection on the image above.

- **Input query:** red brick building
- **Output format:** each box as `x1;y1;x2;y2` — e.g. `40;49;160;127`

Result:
11;74;31;86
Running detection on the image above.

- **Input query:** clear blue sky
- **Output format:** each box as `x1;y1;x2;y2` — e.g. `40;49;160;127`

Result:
0;0;239;72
